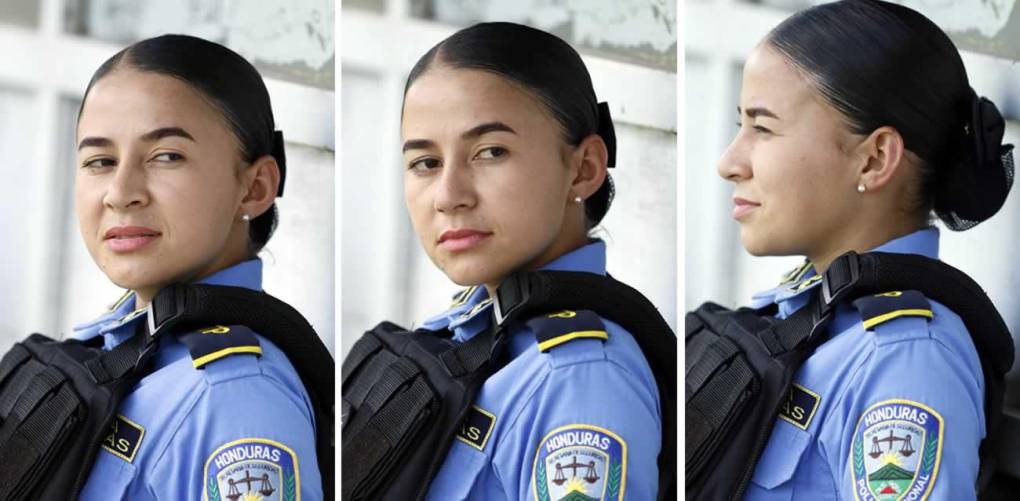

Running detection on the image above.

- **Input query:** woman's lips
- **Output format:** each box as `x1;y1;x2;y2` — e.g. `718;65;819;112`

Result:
438;229;493;252
732;197;761;219
104;226;162;253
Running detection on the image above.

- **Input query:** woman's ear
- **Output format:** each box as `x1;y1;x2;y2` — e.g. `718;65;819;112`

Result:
570;133;609;200
854;125;905;192
239;155;281;219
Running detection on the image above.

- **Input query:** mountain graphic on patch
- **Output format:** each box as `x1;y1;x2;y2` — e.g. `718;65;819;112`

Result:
868;463;914;481
558;492;599;501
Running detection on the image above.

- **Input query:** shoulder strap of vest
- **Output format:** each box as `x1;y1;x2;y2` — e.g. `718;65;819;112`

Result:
493;270;677;501
149;284;335;500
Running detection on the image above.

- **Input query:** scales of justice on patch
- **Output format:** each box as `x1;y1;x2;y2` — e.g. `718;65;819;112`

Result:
203;438;300;501
532;424;627;501
850;400;944;501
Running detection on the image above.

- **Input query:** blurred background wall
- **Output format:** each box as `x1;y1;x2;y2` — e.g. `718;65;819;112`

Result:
0;0;335;353
686;0;1020;478
341;0;678;357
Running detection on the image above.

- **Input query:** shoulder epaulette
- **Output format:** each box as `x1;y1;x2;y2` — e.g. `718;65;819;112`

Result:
780;260;813;285
177;324;263;369
450;286;477;307
526;309;608;352
852;290;933;330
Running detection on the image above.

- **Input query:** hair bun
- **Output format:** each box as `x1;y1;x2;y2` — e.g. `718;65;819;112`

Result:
934;90;1014;231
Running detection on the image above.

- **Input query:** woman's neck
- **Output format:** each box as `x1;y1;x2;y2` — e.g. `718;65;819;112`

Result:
484;233;591;298
808;218;926;273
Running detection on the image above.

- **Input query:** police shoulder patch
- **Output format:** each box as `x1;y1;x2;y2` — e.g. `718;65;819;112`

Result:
179;325;263;369
850;399;943;501
204;438;300;501
533;424;626;501
853;291;933;331
102;414;145;462
528;310;608;353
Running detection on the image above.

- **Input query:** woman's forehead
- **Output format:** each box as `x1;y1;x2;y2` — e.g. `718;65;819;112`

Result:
739;46;816;117
401;67;555;138
77;69;229;140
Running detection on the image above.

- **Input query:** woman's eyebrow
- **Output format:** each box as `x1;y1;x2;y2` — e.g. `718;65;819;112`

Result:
77;127;196;151
402;122;516;153
77;136;112;150
402;138;435;153
461;121;517;140
139;126;196;142
737;106;780;120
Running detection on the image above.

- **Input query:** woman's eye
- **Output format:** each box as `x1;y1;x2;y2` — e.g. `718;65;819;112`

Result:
475;146;507;160
82;158;115;170
753;125;772;134
151;152;185;162
409;157;441;172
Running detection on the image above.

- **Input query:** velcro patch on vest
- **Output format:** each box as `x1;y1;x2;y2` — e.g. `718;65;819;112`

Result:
533;424;627;500
205;438;299;501
101;415;144;462
853;291;933;330
455;406;496;451
778;383;821;430
178;325;262;369
850;400;943;500
528;310;608;353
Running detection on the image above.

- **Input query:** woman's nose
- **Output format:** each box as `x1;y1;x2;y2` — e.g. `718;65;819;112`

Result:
103;159;150;210
717;132;752;183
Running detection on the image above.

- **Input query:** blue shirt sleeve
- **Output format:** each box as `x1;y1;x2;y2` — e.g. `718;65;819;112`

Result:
491;340;661;501
822;316;984;500
146;356;323;500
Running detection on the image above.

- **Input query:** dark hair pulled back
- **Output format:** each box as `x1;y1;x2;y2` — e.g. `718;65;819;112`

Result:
404;22;618;226
79;34;288;253
766;0;1013;230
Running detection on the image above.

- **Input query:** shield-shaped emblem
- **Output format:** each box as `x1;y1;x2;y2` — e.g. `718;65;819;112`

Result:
533;425;626;501
850;400;943;501
204;438;300;501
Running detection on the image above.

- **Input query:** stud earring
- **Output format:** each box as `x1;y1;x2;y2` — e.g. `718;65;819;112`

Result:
241;214;251;222
857;184;866;193
574;196;583;203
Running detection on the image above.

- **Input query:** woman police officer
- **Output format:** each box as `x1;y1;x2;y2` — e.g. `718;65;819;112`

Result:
71;35;322;499
716;0;1013;499
397;22;663;499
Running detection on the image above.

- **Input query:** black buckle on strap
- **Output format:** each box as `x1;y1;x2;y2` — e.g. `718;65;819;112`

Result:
492;273;532;326
147;284;187;339
821;251;861;308
808;251;862;338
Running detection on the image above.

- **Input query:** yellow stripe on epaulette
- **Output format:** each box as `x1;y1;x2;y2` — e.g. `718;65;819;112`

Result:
192;346;263;369
537;330;608;352
862;309;934;330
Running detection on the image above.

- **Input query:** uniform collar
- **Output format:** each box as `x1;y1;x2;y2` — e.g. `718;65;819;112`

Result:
752;227;941;310
72;258;264;345
420;240;608;338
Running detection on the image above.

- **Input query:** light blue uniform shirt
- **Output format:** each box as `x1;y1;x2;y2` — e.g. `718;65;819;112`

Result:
424;240;662;501
744;228;985;500
73;259;322;500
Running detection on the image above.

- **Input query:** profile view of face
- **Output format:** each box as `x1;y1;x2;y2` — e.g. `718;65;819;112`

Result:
75;68;250;300
401;67;576;288
717;46;861;259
